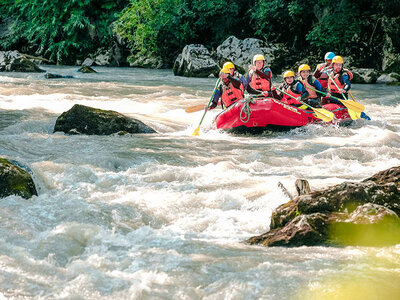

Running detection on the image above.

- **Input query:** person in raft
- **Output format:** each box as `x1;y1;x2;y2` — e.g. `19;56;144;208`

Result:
297;64;325;107
326;55;353;105
245;54;273;95
208;62;247;110
271;70;309;107
314;51;335;89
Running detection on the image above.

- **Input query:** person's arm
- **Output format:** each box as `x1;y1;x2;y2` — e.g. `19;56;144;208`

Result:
342;73;351;91
209;87;221;110
246;84;263;95
255;68;272;79
296;82;309;101
313;78;325;93
227;75;242;89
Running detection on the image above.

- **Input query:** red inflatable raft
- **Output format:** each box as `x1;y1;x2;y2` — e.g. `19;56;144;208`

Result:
214;97;352;134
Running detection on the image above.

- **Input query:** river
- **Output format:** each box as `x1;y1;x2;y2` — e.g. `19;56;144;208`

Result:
1;66;400;299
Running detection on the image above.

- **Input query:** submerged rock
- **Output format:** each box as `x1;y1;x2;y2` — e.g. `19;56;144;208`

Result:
45;73;73;79
248;166;400;247
54;104;156;135
0;158;38;199
173;44;219;77
77;66;97;73
0;50;45;72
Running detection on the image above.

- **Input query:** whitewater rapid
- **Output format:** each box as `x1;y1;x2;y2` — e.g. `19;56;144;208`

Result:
1;66;400;299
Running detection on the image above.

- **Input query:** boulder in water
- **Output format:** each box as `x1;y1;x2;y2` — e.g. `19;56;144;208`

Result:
0;158;38;199
376;73;400;83
173;44;219;77
0;50;45;72
54;104;156;135
45;73;73;79
247;166;400;247
216;36;278;74
352;68;378;84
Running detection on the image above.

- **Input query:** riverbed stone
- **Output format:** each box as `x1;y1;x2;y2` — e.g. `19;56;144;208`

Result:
173;44;219;77
215;36;278;74
0;158;38;199
0;50;45;72
376;73;400;83
248;166;400;247
352;68;378;84
77;66;97;73
54;104;156;135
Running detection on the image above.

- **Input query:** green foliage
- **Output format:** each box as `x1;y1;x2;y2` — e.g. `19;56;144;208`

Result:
114;0;254;61
1;0;128;64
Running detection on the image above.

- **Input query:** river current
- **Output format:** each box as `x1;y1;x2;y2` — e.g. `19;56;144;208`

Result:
1;66;400;299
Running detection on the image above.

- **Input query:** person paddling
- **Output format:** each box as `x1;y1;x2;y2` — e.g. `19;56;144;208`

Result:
297;64;325;108
208;62;246;110
326;56;353;105
272;70;309;107
245;54;273;95
314;52;335;89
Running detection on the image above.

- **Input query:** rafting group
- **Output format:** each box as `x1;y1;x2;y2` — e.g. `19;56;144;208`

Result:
191;52;369;135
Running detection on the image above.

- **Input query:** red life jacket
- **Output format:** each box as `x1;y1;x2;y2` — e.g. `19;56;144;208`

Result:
300;76;318;99
315;63;332;89
328;69;353;94
221;80;244;108
249;71;271;91
281;81;302;105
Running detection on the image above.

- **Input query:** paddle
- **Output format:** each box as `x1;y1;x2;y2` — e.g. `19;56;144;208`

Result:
185;104;207;113
192;78;221;136
275;87;334;122
348;91;362;119
323;67;365;115
306;85;362;119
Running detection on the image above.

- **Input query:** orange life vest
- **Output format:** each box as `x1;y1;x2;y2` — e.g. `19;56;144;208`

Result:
221;80;244;108
249;72;271;91
300;76;318;99
281;81;302;105
315;63;332;89
328;69;353;94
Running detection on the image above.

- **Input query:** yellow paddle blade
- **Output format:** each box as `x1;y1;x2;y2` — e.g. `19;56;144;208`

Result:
347;108;361;120
185;104;205;113
339;99;365;113
192;125;200;136
312;108;334;122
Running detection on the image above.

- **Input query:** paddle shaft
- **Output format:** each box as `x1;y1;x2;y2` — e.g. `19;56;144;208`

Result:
275;87;310;109
195;78;221;126
306;85;346;101
323;67;349;100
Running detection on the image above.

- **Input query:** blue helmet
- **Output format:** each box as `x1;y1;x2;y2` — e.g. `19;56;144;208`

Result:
324;52;335;60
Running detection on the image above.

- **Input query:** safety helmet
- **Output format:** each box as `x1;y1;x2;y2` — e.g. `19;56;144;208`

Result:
298;64;311;73
332;56;344;64
223;62;234;70
220;68;230;75
283;70;295;78
324;52;335;60
253;54;265;65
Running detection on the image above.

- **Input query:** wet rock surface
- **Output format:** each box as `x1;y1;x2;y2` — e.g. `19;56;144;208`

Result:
0;50;45;72
54;104;156;135
248;166;400;247
0;158;38;199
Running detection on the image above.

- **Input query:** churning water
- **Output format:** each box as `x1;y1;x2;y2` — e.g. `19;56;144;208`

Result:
1;66;400;299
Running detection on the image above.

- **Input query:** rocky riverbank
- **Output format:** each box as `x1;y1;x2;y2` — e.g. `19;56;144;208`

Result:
248;166;400;247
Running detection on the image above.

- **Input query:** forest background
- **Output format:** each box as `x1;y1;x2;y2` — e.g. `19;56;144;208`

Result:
0;0;399;73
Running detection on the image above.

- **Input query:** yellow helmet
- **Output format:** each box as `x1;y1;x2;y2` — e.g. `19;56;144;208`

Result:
219;68;230;75
298;64;311;73
283;70;295;78
223;62;234;70
253;54;265;65
332;56;344;64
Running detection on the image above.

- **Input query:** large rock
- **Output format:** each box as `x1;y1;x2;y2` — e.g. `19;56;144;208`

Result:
0;158;38;199
82;42;128;67
351;68;378;84
216;36;278;74
248;166;400;247
130;52;165;69
0;50;45;72
376;73;400;83
54;104;156;135
173;44;219;77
